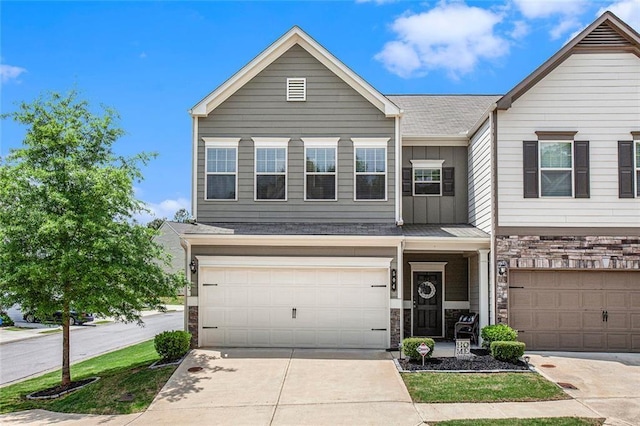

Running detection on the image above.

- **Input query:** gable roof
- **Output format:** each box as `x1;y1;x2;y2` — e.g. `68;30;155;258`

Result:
190;27;401;118
387;95;500;138
498;11;640;110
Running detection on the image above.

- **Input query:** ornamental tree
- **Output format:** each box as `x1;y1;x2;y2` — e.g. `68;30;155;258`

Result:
0;91;185;387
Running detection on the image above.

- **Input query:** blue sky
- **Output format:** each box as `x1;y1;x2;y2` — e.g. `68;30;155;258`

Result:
2;0;639;222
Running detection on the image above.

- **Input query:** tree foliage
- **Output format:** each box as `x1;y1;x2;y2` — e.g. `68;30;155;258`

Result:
0;91;185;386
147;217;166;230
172;208;192;223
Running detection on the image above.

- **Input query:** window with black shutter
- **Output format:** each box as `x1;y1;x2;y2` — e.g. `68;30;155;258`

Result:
618;141;635;198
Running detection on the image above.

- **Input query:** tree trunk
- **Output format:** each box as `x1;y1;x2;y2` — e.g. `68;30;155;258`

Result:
61;300;71;386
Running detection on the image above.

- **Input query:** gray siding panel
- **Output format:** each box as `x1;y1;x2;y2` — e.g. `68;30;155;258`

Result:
197;45;395;223
402;146;469;224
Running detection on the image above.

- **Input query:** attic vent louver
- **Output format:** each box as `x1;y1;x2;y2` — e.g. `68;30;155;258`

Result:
287;78;306;101
577;22;633;48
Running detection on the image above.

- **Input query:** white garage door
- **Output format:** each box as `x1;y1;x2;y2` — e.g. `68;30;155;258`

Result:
199;257;391;349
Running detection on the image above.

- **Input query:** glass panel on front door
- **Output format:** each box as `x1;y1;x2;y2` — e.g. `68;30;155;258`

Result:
413;271;442;337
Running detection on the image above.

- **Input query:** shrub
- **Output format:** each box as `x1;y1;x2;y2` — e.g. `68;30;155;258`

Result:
490;341;526;363
402;337;436;361
154;330;191;362
0;311;14;327
480;324;518;349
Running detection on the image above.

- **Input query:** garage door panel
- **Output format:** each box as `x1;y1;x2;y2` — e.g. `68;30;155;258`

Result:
533;312;558;329
558;292;580;308
583;312;605;329
534;292;557;307
510;290;532;309
606;312;629;329
510;310;533;329
225;270;248;285
557;333;582;350
558;312;581;329
632;335;640;351
607;334;630;350
533;333;558;350
582;292;605;309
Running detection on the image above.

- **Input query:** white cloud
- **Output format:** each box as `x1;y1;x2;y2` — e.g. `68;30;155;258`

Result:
510;20;531;39
549;17;582;40
599;0;640;31
513;0;586;19
139;52;148;59
134;197;190;224
0;64;27;84
375;2;509;79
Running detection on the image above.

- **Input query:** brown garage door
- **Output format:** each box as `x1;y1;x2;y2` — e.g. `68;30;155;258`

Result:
509;271;640;352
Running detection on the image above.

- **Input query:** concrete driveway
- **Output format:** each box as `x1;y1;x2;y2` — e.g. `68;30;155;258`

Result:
528;351;640;426
134;348;422;425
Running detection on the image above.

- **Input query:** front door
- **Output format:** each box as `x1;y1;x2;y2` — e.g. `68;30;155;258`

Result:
413;271;443;336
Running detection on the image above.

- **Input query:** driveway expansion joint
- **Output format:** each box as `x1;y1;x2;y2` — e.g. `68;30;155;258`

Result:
268;348;294;425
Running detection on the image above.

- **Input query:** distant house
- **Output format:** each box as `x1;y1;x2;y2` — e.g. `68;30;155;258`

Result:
177;11;639;352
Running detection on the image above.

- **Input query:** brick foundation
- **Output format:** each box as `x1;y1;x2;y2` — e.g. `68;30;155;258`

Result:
390;308;401;348
188;306;198;348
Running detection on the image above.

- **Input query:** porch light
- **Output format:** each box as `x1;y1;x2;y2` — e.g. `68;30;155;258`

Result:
497;260;508;277
189;260;197;274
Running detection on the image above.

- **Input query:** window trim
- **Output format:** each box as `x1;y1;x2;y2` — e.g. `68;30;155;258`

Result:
538;140;574;198
411;159;444;197
203;138;239;202
352;138;389;202
252;138;289;202
302;138;339;202
635;139;640;197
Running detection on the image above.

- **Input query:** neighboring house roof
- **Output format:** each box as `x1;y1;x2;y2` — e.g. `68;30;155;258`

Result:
165;221;234;235
387;95;500;138
498;11;640;110
190;26;401;118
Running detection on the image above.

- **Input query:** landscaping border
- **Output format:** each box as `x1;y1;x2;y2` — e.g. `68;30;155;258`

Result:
26;377;100;400
393;358;537;374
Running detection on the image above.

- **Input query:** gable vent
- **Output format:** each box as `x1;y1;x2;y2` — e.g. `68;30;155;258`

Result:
577;22;633;48
286;78;306;101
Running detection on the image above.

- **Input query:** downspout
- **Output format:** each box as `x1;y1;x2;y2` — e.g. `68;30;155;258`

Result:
180;238;192;333
489;108;498;325
191;116;198;220
395;112;404;225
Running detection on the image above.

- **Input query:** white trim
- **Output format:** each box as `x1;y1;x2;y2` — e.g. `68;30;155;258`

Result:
196;256;393;269
478;248;490;344
187;296;198;307
304;144;338;201
411;160;444;197
191;117;198;220
404;237;490;252
286;77;306;101
390;299;403;309
396;240;404;342
301;137;339;147
252;137;290;147
183;234;403;247
203;138;240;147
395;116;402;225
190;27;401;118
635;140;639;198
204;144;238;201
443;301;470;310
352;138;389;148
539;140;574;198
409;262;447;338
410;159;445;168
254;143;288;202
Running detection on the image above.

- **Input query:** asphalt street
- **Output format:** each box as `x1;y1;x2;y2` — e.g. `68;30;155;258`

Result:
0;311;182;386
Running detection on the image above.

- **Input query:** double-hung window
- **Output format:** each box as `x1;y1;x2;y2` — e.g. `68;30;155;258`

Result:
353;139;388;201
204;138;238;200
253;138;289;201
539;141;573;197
303;138;338;201
411;160;444;196
636;141;640;197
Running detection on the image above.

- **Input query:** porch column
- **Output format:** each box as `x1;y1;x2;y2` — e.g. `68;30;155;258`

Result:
478;249;490;343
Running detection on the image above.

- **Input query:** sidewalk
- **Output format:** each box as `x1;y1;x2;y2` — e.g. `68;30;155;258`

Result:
0;305;184;345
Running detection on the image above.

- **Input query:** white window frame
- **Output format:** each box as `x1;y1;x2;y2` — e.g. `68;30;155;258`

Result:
253;138;289;202
302;138;339;202
352;138;389;202
286;78;306;101
411;159;444;197
203;138;239;202
635;140;640;198
539;140;574;198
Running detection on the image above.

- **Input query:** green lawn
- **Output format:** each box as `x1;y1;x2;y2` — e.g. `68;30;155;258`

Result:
402;372;568;403
160;295;184;306
434;418;604;426
0;340;176;415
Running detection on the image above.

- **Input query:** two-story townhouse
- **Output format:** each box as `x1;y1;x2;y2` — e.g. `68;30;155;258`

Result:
179;11;639;352
493;12;640;352
180;27;492;350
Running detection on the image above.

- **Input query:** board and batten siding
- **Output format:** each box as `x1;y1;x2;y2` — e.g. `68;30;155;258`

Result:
497;52;640;228
468;119;492;233
402;146;468;224
197;44;395;223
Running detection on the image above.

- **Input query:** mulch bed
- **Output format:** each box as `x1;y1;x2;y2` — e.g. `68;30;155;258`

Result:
26;377;99;400
398;350;529;372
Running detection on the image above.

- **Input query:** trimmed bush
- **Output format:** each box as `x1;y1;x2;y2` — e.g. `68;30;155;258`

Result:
154;330;191;362
490;341;526;363
480;324;518;349
0;311;14;327
402;337;436;361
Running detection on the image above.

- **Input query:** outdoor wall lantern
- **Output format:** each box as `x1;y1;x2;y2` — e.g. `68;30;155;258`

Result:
497;260;508;277
189;259;197;274
391;269;397;292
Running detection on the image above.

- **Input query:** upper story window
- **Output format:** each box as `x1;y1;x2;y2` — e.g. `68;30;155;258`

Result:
303;138;338;201
636;141;640;197
352;138;388;201
204;138;239;201
253;138;289;201
411;160;444;196
286;78;306;101
539;141;573;197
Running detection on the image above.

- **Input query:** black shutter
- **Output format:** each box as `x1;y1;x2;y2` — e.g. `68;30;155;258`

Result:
523;141;539;198
618;141;634;198
574;141;590;198
442;167;455;196
402;167;412;196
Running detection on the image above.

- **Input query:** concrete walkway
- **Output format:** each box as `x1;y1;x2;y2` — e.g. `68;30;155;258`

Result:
1;348;637;425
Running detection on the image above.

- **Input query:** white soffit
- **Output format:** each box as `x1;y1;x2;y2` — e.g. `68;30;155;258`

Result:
190;27;401;118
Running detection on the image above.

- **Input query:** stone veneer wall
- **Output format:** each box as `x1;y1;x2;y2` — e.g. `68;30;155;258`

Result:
188;306;198;348
403;310;411;339
495;235;640;324
390;308;401;348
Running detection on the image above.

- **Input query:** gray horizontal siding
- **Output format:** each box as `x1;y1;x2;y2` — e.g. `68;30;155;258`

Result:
197;44;395;223
402;146;469;224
